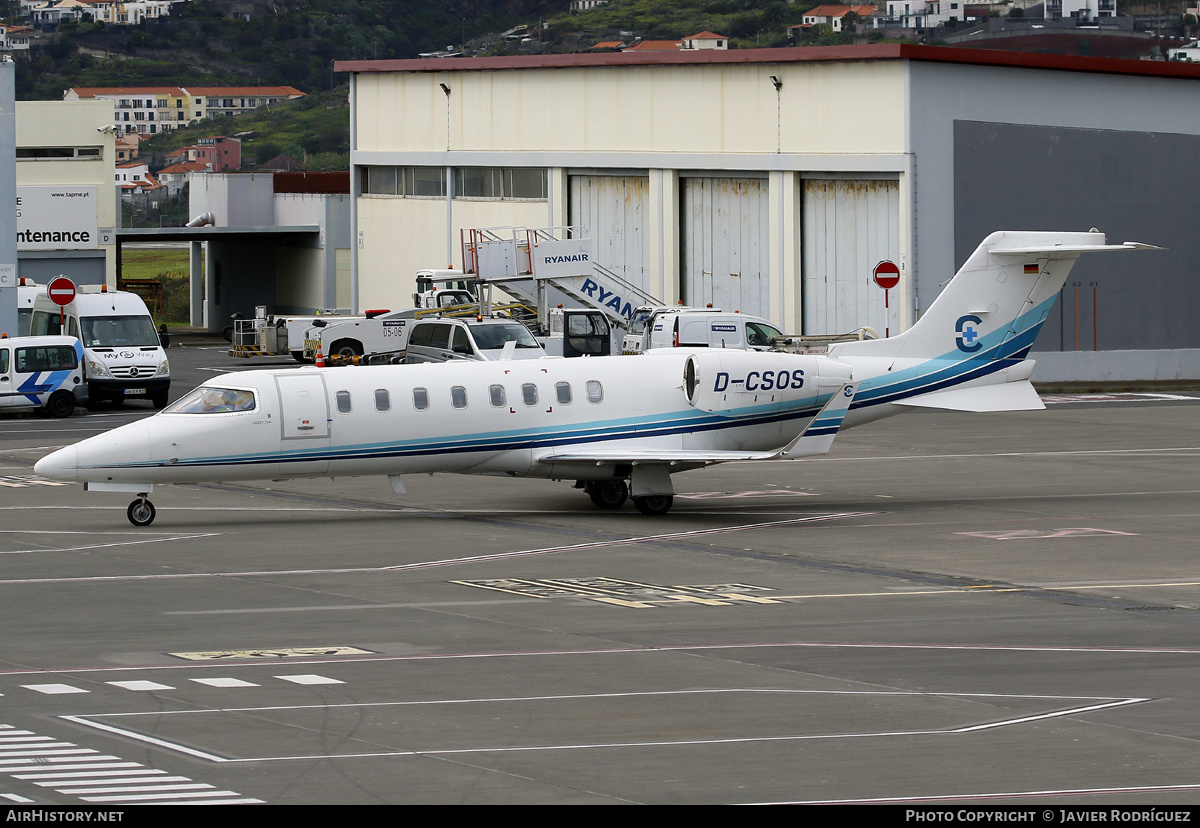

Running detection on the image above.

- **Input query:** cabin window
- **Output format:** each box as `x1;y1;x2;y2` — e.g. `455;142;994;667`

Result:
336;390;352;413
489;384;506;407
521;383;538;406
586;380;603;403
16;345;78;373
374;389;390;411
164;387;255;414
555;381;572;405
413;387;429;411
0;349;8;374
451;386;468;409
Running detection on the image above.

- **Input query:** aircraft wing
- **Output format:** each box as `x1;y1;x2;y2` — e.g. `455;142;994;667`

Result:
895;380;1044;412
538;382;858;465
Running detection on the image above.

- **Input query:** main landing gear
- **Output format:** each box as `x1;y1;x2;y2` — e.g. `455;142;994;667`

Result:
127;496;156;527
581;480;675;515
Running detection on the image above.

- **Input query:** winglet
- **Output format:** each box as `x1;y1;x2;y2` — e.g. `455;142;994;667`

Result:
772;382;858;460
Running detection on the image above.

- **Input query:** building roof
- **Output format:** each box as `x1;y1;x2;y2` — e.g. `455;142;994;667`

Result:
186;86;304;97
70;85;305;100
159;162;210;175
803;4;877;17
591;41;624;49
335;44;1200;84
684;31;727;40
625;40;682;51
70;86;186;97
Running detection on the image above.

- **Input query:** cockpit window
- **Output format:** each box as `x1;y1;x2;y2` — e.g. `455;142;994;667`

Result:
164;386;256;414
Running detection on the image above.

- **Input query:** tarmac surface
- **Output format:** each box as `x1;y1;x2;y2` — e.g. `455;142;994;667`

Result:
0;342;1198;804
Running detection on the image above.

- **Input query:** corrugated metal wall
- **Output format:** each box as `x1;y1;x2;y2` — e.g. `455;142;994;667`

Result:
568;174;650;290
680;177;770;317
802;178;901;336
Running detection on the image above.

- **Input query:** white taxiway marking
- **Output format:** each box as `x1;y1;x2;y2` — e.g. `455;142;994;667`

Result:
276;674;343;686
191;678;258;688
23;684;87;695
0;513;872;584
785;782;1200;804
63;688;1145;764
0;721;263;803
0;530;220;556
106;681;173;692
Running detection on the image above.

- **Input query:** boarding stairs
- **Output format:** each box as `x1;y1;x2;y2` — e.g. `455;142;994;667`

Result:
460;226;660;332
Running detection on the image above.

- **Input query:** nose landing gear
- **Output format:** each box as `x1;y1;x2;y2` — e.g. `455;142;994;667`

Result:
127;496;156;527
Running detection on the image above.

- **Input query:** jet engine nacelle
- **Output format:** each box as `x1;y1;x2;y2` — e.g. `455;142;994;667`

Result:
682;350;853;414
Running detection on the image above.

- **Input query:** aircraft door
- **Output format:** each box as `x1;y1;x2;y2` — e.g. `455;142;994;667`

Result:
275;373;330;474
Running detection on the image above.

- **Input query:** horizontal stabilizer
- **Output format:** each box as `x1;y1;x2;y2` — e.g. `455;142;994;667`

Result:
896;381;1044;412
989;241;1161;256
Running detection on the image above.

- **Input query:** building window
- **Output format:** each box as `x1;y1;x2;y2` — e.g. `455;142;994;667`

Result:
453;167;547;200
362;166;447;198
16;146;102;160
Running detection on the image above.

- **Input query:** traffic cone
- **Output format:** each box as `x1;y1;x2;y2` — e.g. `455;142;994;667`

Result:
315;344;325;368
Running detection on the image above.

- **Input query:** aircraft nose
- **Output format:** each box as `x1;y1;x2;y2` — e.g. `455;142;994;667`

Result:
35;445;79;482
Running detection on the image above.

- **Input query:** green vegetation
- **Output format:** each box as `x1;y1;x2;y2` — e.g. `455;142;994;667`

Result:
544;0;819;49
120;247;191;325
14;0;544;100
138;85;352;170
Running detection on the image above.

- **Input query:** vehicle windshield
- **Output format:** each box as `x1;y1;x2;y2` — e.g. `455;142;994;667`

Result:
472;323;540;350
628;310;653;336
164;386;256;414
81;315;160;348
746;322;784;347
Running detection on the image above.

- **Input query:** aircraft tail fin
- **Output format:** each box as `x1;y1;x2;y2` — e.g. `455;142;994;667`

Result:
827;231;1158;366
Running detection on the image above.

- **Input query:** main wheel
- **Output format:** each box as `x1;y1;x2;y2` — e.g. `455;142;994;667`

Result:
45;391;74;419
127;498;156;527
331;340;363;361
633;495;674;516
588;479;628;509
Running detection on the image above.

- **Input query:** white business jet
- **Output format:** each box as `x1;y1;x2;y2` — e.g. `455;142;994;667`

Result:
36;231;1154;526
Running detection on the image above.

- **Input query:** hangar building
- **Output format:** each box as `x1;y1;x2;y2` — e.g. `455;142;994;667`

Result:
336;45;1200;381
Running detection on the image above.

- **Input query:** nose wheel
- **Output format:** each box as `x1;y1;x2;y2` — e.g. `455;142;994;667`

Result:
127;497;156;527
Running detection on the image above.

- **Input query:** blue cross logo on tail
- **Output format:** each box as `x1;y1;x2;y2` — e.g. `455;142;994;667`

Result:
955;315;984;353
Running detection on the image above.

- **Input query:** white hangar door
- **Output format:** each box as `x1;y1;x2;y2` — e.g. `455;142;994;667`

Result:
680;176;770;319
802;178;901;336
568;174;650;291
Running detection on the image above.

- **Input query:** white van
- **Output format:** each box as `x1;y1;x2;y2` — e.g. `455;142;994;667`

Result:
0;336;86;417
16;278;45;337
29;286;170;408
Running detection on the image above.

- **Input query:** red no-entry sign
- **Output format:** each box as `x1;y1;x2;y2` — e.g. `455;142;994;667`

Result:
48;276;76;306
873;260;900;290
